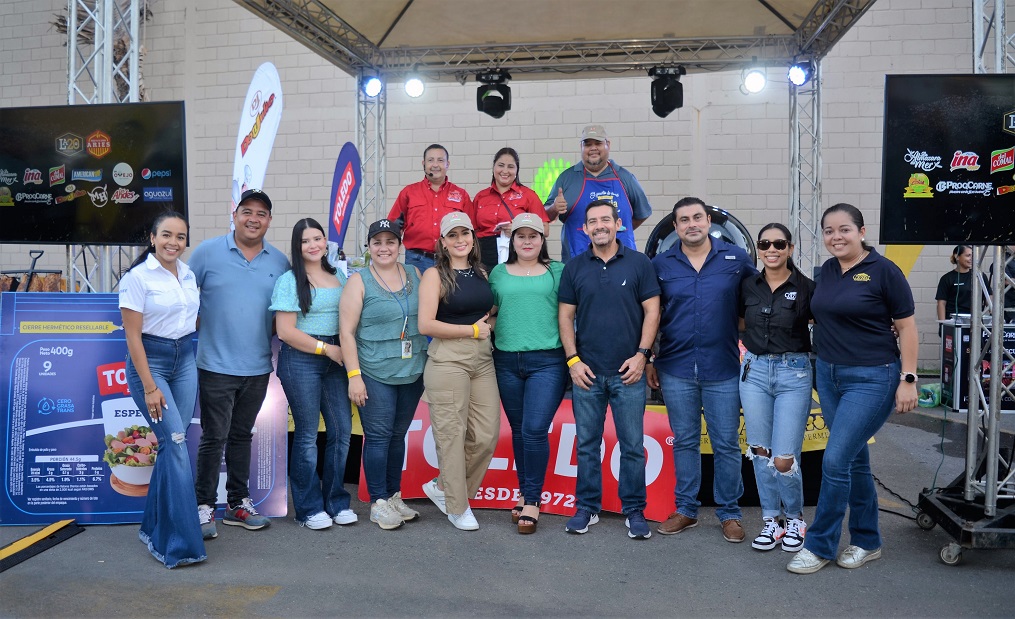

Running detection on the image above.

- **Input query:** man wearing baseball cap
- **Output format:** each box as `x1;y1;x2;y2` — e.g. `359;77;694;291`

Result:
188;188;289;538
544;125;653;261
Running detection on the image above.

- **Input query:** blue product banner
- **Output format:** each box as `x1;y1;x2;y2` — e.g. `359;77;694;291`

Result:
0;292;289;525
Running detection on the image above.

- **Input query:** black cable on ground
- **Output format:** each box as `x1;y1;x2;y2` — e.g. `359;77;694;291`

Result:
873;473;919;521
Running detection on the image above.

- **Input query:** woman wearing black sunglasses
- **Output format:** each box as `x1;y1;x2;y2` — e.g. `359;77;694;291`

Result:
738;223;815;554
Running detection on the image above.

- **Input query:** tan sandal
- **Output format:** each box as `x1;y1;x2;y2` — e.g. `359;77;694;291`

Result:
517;502;540;534
510;502;524;524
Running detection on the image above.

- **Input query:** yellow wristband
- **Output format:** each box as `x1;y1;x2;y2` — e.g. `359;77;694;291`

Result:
567;356;582;368
315;340;325;355
472;323;480;339
347;369;362;379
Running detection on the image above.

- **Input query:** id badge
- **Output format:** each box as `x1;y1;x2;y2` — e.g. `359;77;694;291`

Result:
401;339;413;359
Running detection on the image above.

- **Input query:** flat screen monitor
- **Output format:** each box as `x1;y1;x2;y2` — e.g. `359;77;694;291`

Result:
0;101;187;245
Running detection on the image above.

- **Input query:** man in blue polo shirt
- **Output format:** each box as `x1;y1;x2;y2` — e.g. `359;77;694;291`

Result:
188;188;290;539
646;197;757;542
558;199;660;540
544;125;653;261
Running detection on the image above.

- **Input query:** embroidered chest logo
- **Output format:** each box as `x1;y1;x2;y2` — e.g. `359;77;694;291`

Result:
447;190;462;203
784;291;797;300
853;273;871;282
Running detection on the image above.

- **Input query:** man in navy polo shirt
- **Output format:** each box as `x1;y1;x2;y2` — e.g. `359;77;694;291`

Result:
558;199;660;540
646;197;757;542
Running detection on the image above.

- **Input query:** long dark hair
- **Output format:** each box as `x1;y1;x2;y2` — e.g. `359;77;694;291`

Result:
821;203;872;251
489;147;525;187
290;218;337;316
950;244;971;265
506;228;551;267
757;222;797;272
435;227;486;303
125;211;188;273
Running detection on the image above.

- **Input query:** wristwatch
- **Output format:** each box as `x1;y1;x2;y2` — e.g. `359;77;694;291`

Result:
638;348;653;360
901;372;917;384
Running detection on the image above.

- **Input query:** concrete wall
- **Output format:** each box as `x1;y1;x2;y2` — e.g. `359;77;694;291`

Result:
0;0;993;369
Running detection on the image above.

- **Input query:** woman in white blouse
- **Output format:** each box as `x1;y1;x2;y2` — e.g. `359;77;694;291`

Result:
119;211;205;568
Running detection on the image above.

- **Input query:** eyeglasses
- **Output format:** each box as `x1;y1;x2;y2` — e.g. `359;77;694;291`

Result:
756;239;789;251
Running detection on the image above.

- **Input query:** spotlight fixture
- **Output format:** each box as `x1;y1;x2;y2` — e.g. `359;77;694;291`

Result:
741;68;767;94
363;76;383;97
476;70;511;119
649;66;686;118
787;60;814;87
404;77;425;98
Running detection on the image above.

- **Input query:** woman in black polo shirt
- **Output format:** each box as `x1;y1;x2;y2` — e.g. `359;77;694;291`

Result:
739;223;814;554
787;203;919;575
935;245;973;320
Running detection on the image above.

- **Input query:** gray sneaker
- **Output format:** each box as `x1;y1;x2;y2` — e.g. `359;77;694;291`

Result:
388;492;420;521
370;499;404;530
198;504;218;540
836;545;882;568
223;497;271;530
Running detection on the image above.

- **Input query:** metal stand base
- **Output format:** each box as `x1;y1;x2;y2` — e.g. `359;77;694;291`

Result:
917;480;1015;565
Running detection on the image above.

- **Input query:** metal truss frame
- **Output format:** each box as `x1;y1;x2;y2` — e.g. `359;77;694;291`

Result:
355;71;387;253
789;60;822;278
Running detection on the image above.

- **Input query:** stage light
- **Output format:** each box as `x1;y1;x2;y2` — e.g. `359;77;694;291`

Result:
404;77;424;98
363;76;383;97
788;61;813;87
476;70;511;119
742;68;767;94
649;66;686;119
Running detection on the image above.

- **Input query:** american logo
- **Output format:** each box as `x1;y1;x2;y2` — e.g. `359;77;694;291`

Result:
55;133;83;156
71;169;102;182
143;187;173;202
904;173;933;198
240;92;276;156
0;169;18;185
49;165;66;186
23;168;43;185
86;130;111;158
111;188;140;204
950;150;980;172
991;147;1015;174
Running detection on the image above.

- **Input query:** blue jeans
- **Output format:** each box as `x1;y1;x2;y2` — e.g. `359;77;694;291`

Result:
276;336;352;522
658;370;744;521
125;333;206;569
404;249;435;273
805;358;900;559
493;347;567;504
571;374;647;515
358;373;425;502
739;352;812;520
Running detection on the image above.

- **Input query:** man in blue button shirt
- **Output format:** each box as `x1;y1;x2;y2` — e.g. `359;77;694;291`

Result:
646;197;757;542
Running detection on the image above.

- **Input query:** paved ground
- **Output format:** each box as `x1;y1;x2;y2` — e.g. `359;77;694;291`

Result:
2;407;1013;618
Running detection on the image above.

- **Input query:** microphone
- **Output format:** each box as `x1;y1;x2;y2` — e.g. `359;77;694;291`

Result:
426;172;434;178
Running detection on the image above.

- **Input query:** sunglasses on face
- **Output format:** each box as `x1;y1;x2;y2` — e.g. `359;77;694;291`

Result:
756;239;789;251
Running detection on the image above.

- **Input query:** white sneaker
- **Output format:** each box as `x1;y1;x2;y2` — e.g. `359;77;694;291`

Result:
787;548;830;574
782;518;807;552
752;517;785;551
447;507;479;531
299;511;333;530
388;492;420;521
422;478;447;515
370;499;404;530
836;545;882;568
332;509;358;525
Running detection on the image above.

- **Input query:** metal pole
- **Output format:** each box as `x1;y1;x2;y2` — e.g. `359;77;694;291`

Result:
985;246;1004;515
965;245;985;500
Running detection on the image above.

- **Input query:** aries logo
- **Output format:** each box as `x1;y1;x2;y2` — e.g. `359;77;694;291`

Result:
86;131;112;158
853;273;871;282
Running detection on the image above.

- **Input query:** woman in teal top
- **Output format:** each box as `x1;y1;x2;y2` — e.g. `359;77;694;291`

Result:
489;212;567;534
340;219;428;530
270;218;354;531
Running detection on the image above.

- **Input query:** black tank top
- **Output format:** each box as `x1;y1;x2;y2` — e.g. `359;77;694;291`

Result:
435;268;494;326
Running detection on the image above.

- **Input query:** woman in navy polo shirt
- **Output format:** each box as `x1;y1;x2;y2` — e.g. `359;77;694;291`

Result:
787;203;919;574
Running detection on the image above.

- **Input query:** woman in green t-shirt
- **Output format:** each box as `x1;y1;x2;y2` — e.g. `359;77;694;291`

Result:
489;213;567;534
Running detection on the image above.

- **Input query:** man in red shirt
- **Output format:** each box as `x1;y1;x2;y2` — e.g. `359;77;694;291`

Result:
388;143;474;271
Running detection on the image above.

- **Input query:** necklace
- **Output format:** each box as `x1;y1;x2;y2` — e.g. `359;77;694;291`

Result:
454;267;474;278
843;250;868;273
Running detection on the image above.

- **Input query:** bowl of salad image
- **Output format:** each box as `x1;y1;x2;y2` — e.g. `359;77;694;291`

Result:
103;425;159;486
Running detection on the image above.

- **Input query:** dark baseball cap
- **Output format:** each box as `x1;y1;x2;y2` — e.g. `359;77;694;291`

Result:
366;218;402;243
238;188;272;211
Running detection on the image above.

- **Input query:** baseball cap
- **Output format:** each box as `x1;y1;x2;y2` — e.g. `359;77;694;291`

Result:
511;212;544;234
440;211;474;236
366;218;402;243
581;124;609;143
237;188;272;212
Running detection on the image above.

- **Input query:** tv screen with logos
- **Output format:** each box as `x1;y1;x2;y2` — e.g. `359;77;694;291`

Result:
881;74;1015;244
0;101;187;245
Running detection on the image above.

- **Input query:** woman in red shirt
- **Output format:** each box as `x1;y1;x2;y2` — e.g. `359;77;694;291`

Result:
473;147;550;271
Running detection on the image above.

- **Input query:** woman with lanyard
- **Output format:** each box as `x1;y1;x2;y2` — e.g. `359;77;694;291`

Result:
418;211;500;531
787;203;919;574
935;245;973;321
339;219;429;530
489;212;566;533
472;147;549;271
270;218;355;531
119;211;205;568
738;223;815;553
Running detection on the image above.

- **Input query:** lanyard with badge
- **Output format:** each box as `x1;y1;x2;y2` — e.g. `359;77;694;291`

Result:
371;264;413;359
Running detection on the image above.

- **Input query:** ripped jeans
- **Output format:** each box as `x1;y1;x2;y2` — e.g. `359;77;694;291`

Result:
738;351;812;520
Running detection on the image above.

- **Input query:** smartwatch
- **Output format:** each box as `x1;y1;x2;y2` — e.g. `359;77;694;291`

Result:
901;372;917;384
638;348;653;359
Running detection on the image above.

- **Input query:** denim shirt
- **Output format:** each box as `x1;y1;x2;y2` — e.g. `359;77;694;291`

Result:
652;237;757;381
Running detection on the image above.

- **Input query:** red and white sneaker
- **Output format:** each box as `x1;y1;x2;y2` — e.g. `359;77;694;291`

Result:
782;517;807;552
751;517;785;551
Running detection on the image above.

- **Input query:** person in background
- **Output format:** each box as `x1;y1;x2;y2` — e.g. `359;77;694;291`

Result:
340;219;428;531
189;188;289;538
935;245;973;321
489;213;566;534
388;144;474;272
738;223;815;553
787;203;919;575
120;211;205;568
473;147;550;271
270;218;355;530
417;212;501;531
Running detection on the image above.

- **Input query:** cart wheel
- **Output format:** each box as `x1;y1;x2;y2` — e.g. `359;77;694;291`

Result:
916;511;936;530
939;542;962;565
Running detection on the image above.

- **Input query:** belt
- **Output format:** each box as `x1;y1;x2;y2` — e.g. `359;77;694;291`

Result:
407;248;437;260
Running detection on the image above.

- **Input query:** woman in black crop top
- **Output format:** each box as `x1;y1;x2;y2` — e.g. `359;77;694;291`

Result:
418;212;500;531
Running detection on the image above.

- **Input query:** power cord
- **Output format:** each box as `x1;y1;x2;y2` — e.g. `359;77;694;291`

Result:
873;473;918;521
